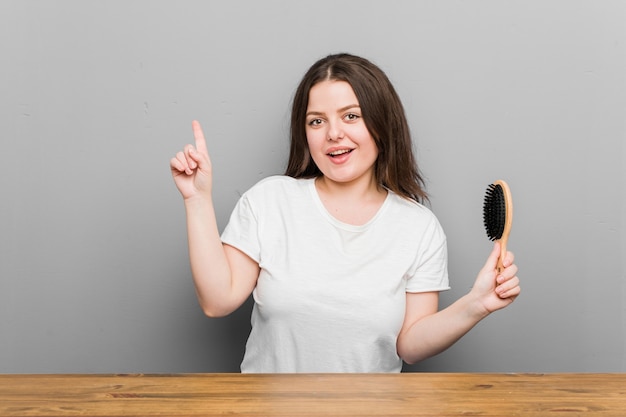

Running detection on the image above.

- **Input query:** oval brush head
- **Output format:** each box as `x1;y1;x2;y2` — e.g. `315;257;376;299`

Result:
483;183;506;241
482;180;513;273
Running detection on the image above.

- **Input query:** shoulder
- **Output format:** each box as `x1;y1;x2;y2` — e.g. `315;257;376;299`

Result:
242;175;311;201
383;192;445;238
250;175;298;188
386;192;439;223
246;175;306;191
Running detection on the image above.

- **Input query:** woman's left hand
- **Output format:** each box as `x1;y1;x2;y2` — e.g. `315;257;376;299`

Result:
471;242;521;314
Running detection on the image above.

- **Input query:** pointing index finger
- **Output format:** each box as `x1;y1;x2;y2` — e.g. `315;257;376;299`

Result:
192;120;208;155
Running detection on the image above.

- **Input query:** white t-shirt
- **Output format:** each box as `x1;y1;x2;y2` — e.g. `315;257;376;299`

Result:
221;176;449;373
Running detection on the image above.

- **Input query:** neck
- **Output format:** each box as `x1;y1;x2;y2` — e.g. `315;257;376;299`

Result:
314;175;388;226
315;174;384;201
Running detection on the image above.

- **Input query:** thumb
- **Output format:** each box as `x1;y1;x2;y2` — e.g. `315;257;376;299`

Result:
482;242;501;273
188;145;211;172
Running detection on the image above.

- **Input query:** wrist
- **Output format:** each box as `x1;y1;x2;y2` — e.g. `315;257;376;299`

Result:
463;291;491;321
183;193;214;211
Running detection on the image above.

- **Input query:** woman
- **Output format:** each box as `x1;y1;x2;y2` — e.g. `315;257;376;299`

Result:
170;53;520;372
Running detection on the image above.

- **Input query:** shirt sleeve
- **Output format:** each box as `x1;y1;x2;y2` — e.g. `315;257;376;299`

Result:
221;193;261;264
405;213;450;293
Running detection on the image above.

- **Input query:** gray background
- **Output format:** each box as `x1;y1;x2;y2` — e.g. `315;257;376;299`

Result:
1;0;624;373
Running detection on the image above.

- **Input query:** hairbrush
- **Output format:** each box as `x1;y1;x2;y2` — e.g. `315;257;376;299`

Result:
483;180;513;273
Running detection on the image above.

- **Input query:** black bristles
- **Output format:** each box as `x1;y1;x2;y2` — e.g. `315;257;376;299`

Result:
483;183;506;241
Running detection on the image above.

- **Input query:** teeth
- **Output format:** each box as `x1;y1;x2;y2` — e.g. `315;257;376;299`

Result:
329;149;351;156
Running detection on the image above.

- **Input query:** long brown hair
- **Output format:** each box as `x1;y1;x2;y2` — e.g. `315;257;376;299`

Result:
285;53;428;203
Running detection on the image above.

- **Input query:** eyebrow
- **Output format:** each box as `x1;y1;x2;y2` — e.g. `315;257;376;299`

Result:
306;104;360;117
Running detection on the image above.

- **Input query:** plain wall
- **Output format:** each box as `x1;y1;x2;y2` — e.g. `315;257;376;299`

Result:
1;0;624;373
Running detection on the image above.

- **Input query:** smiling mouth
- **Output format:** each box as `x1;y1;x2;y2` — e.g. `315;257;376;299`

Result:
328;149;353;157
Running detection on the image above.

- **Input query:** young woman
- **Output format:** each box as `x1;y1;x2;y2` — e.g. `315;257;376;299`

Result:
170;53;520;373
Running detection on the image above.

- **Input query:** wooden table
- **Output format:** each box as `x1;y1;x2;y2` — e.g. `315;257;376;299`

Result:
1;373;624;416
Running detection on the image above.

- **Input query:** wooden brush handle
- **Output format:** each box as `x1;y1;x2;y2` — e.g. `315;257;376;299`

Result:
495;179;513;274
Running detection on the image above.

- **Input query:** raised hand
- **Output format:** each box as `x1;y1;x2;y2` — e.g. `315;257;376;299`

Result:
170;120;213;200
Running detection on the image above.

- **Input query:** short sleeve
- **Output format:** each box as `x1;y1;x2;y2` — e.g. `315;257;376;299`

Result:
405;214;450;293
221;194;261;263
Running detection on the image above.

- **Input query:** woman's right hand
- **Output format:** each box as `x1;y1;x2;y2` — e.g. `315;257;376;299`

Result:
170;120;213;200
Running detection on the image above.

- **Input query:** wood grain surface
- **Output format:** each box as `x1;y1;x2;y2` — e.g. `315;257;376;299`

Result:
1;373;625;416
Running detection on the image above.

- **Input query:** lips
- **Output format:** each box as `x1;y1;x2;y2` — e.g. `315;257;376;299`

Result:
324;147;354;165
327;148;354;157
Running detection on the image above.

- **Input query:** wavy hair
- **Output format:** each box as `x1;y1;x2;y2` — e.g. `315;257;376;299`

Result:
285;53;428;203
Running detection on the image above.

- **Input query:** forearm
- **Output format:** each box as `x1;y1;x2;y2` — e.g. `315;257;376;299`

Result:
184;196;233;316
397;293;490;364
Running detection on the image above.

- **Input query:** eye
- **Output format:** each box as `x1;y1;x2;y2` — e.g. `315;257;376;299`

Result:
344;113;360;122
307;118;323;127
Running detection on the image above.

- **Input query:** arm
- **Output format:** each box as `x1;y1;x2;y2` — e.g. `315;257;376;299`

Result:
171;121;259;317
397;242;520;364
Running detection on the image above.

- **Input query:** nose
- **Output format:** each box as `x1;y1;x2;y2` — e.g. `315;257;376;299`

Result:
326;121;344;141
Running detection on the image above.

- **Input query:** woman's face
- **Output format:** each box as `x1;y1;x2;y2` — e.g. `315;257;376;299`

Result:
304;80;379;188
